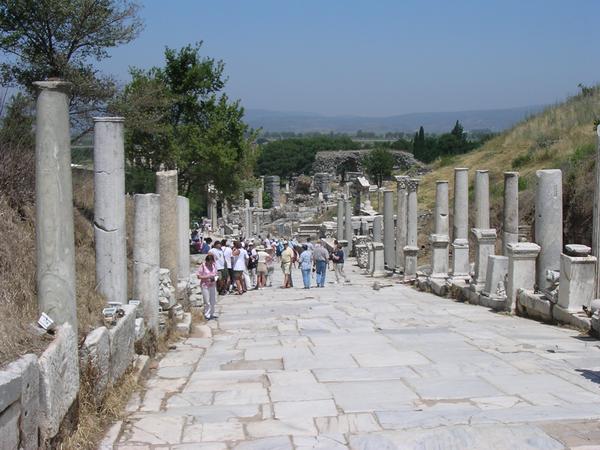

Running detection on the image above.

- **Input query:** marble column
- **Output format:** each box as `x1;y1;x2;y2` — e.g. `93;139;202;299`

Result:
452;168;470;278
257;186;264;209
395;176;409;272
133;194;160;333
506;242;541;313
244;199;251;238
403;178;420;281
383;190;394;268
503;172;519;255
34;80;77;328
93;117;127;306
474;170;490;229
177;196;190;281
535;169;563;293
210;195;218;232
592;126;600;297
430;180;450;278
156;170;179;286
344;198;353;254
373;215;383;243
337;198;344;241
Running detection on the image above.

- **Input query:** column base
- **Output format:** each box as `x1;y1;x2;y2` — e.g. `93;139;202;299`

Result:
403;245;418;281
451;239;470;277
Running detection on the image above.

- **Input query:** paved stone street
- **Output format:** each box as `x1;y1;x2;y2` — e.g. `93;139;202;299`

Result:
112;262;600;449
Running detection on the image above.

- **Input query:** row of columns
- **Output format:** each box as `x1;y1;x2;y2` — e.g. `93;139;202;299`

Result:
34;80;191;339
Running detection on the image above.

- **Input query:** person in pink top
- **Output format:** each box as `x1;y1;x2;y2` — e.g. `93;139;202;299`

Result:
197;254;218;320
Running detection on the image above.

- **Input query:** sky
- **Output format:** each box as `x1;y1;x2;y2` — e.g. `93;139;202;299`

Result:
100;0;600;117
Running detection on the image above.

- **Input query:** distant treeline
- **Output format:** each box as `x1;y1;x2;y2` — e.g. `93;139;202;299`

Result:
255;122;496;179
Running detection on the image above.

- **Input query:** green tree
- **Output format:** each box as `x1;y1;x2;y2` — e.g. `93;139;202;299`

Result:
0;0;143;134
111;43;256;216
362;148;394;187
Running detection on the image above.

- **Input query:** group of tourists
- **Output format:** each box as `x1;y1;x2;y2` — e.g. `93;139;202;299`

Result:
195;235;350;320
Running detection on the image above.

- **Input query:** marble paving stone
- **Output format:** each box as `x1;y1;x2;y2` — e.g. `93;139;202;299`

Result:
352;350;429;367
108;265;600;448
273;399;338;419
182;421;244;442
327;380;418;412
245;418;317;438
269;381;332;402
315;413;382;434
231;436;293;450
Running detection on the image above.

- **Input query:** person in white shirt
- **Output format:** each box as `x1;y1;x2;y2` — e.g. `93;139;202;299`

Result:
232;241;248;294
208;241;225;294
222;240;234;293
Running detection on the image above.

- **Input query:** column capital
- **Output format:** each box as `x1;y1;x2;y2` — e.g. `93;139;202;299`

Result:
93;116;125;123
33;79;71;93
395;175;410;190
406;178;420;192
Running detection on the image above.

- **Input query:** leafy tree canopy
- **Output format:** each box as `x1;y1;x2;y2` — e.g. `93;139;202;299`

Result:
111;42;256;215
0;0;143;134
256;135;355;180
362;147;395;187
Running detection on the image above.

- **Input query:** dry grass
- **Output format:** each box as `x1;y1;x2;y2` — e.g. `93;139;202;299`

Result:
59;366;141;450
416;86;600;247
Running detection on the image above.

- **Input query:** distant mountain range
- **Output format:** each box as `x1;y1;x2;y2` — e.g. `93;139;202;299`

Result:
244;105;548;134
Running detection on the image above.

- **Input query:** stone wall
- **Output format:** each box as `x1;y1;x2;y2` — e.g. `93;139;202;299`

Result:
312;149;424;175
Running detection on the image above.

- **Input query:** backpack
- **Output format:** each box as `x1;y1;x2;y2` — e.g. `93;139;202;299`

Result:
248;254;258;270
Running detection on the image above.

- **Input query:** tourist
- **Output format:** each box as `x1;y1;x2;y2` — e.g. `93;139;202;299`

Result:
280;241;294;288
197;253;218;320
256;245;271;289
266;246;275;287
331;242;349;283
222;240;234;293
200;237;212;254
208;240;226;295
306;236;314;251
299;244;313;289
232;241;248;294
247;242;258;289
313;240;329;287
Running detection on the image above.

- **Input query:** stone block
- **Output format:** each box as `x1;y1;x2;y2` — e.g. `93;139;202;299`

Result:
506;242;541;314
0;354;39;450
0;402;19;450
516;290;553;322
176;313;192;336
471;228;497;288
557;252;597;312
38;323;79;443
80;326;110;400
429;277;449;296
371;242;386;277
552;305;591;331
108;304;137;383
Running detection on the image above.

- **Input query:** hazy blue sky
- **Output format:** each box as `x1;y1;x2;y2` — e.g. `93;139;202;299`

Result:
100;0;600;117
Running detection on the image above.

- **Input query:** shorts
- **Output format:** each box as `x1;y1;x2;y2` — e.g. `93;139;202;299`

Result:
281;262;291;275
218;269;226;280
257;262;267;273
233;270;243;280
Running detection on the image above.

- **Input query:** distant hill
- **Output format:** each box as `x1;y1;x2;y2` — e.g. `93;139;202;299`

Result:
244;105;547;134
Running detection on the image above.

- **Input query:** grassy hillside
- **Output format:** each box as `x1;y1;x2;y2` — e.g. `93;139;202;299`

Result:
418;86;600;247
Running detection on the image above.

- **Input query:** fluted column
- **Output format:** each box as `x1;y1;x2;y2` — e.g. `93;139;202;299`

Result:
503;172;519;255
395;176;409;272
403;178;419;281
430;180;449;278
452;168;470;277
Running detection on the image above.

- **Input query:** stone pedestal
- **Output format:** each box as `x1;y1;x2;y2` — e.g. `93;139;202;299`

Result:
372;215;383;243
177;196;190;281
133;194;160;333
355;244;368;269
557;245;596;313
471;228;497;290
479;255;509;310
535;169;563;293
366;242;374;274
344;199;353;254
371;242;386;277
503;172;519;255
452;168;470;278
383;190;394;268
156;170;179;286
93;117;127;306
403;246;419;281
337;199;344;241
34;80;77;329
430;234;450;278
506;242;541;313
474;170;490;229
395;176;409;272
